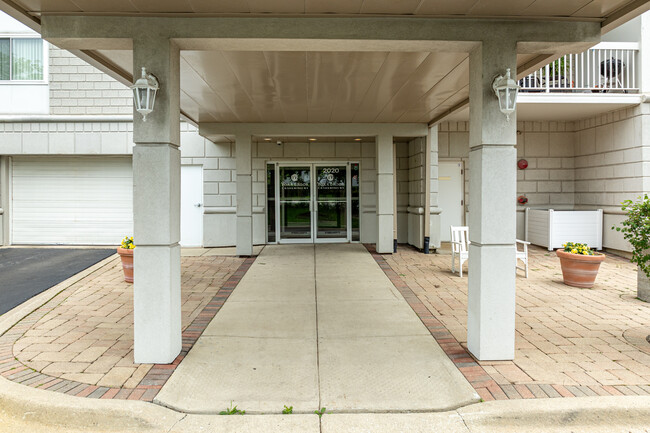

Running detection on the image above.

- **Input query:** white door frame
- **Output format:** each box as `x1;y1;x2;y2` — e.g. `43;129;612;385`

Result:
271;161;356;244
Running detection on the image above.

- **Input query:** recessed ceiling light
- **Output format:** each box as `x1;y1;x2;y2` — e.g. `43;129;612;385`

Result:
264;138;272;141
354;138;362;141
309;138;317;141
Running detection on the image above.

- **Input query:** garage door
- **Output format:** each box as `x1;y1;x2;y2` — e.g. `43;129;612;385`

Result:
12;157;133;245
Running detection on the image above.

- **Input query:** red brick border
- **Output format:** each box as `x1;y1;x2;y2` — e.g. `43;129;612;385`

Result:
0;257;255;401
364;244;647;400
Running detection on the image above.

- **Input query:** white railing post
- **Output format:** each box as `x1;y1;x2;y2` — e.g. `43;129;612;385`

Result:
545;64;550;92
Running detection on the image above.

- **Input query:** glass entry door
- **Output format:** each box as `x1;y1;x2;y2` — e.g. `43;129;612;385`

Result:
279;166;312;241
315;165;348;241
274;162;354;244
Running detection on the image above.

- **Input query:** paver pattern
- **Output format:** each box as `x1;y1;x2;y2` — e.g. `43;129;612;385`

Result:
2;243;649;405
0;253;253;401
369;244;650;401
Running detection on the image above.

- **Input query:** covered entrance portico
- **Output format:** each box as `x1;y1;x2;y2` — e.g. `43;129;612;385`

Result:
11;0;637;366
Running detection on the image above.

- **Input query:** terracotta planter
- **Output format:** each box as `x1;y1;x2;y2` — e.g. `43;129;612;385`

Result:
556;249;605;288
117;248;134;283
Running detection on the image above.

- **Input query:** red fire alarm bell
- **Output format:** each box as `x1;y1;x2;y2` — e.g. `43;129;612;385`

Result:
517;159;528;169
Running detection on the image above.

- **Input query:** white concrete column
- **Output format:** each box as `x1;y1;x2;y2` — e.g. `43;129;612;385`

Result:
236;133;253;256
376;134;394;253
427;125;441;250
132;37;182;364
640;13;650;94
467;39;517;361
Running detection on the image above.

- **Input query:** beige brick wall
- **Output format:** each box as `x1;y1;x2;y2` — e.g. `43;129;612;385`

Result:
439;120;576;210
573;105;650;211
49;46;132;115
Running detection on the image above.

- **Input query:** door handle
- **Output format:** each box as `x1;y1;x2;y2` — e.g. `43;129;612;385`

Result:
194;203;202;208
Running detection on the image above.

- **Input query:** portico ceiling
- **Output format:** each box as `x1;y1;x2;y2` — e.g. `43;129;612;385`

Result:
98;49;552;124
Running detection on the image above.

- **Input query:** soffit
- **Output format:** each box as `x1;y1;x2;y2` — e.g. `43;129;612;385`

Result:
95;49;548;124
9;0;637;19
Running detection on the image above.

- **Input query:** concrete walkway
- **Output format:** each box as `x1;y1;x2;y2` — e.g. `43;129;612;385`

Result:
154;244;479;414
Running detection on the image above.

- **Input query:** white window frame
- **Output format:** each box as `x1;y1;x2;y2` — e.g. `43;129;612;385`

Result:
0;34;49;85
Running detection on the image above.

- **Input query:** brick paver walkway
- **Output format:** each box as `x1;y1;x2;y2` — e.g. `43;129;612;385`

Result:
368;244;650;401
2;244;649;404
0;253;253;401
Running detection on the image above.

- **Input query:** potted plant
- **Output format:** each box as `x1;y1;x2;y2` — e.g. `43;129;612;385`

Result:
612;195;650;301
556;242;605;288
117;236;135;283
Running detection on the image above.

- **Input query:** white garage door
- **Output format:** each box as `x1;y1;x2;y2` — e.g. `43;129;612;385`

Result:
12;157;133;245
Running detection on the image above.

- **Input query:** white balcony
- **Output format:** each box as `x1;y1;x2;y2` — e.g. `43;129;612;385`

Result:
520;42;639;94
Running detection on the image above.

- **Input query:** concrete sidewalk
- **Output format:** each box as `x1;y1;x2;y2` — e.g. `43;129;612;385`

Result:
1;374;650;433
154;244;479;414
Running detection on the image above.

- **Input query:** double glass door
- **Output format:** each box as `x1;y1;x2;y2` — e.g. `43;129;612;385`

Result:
275;163;352;243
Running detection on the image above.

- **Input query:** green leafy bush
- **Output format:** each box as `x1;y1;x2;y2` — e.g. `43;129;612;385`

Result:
612;195;650;276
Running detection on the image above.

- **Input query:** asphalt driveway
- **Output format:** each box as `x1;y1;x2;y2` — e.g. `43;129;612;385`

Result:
0;248;115;315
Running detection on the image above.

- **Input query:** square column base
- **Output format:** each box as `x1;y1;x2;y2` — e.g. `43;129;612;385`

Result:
377;214;394;254
237;215;253;256
134;244;181;364
467;243;516;361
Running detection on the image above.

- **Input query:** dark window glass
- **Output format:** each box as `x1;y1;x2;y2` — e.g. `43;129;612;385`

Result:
0;39;9;80
351;163;360;241
267;164;276;242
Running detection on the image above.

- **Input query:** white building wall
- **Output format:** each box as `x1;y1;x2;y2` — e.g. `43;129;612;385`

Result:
0;13;49;115
0;121;133;154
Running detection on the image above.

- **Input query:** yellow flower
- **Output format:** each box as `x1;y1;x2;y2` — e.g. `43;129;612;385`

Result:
571;249;578;254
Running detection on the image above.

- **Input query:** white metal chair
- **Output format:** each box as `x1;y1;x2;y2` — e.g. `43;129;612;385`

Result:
516;239;530;278
450;226;470;277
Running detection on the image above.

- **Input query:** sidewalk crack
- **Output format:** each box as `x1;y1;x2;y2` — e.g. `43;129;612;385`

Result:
165;413;188;432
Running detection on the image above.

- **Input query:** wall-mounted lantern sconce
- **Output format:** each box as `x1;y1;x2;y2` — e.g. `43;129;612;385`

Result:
131;67;159;122
492;68;519;121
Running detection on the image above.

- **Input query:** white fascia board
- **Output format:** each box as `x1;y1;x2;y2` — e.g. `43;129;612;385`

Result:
592;41;640;50
517;93;643;105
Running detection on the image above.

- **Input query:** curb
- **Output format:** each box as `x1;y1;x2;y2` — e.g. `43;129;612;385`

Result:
0;254;183;432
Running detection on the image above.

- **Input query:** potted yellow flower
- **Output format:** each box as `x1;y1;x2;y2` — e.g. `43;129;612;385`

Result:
556;242;605;288
117;236;135;283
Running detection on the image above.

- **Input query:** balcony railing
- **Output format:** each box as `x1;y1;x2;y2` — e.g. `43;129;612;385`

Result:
519;42;639;93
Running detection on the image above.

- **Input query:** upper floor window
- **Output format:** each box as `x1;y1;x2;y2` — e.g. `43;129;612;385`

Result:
0;37;43;81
